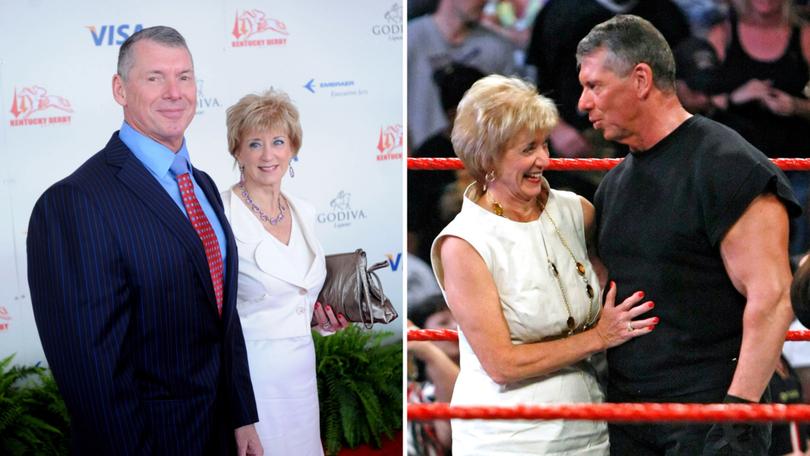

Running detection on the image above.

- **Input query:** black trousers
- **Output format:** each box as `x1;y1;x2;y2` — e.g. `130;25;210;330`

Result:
608;387;771;455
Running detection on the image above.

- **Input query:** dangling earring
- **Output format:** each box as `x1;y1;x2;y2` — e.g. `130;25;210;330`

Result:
482;170;495;192
239;164;245;183
288;161;295;178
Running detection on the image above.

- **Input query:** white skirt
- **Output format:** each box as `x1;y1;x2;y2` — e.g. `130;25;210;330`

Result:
245;335;323;456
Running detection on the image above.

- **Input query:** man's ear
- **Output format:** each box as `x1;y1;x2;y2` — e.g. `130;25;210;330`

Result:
633;63;654;99
112;74;126;107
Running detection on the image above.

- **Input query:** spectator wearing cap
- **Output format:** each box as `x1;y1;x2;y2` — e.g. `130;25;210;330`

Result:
674;37;753;136
674;37;726;115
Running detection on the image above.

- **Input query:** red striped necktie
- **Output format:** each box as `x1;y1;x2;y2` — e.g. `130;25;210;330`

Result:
170;156;224;317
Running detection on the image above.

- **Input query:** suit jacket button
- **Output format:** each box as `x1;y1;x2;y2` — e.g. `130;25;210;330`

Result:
298;288;307;295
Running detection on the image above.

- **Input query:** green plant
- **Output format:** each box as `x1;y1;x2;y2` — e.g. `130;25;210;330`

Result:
314;326;403;455
0;355;69;455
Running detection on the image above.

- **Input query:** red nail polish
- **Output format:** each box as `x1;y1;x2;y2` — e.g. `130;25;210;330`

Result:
653;317;660;324
326;305;332;312
648;301;655;308
638;291;645;299
611;281;616;288
648;326;655;331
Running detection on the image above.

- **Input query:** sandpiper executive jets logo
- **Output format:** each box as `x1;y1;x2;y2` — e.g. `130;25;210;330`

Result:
0;306;10;331
9;86;73;127
376;124;403;161
317;191;368;229
302;78;367;98
372;3;403;41
231;9;289;47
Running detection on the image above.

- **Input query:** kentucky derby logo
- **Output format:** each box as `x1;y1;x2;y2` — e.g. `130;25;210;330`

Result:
0;306;10;331
9;86;73;127
231;9;289;47
372;3;403;41
317;190;368;229
195;79;222;115
376;124;403;161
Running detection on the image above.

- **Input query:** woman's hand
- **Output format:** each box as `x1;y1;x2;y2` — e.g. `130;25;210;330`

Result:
594;281;659;349
762;88;796;116
313;301;350;333
730;79;773;105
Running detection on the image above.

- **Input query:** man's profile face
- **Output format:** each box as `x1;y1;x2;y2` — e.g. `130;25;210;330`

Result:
577;48;640;148
113;39;197;151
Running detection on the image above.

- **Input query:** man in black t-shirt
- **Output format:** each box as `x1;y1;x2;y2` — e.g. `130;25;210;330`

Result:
576;15;801;455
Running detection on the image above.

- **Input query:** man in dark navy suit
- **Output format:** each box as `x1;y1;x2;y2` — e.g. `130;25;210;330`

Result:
27;26;262;455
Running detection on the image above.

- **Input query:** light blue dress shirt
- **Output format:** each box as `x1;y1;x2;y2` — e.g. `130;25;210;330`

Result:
119;122;228;269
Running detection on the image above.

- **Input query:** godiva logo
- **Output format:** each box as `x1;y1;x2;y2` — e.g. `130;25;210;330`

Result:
317;191;368;229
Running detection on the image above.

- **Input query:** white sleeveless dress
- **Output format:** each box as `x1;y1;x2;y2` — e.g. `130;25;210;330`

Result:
431;185;609;455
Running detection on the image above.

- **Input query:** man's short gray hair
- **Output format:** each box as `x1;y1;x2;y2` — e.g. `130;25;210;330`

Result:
576;15;676;93
117;26;191;81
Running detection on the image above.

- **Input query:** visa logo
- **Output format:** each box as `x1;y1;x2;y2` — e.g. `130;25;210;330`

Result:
87;24;144;46
386;253;402;271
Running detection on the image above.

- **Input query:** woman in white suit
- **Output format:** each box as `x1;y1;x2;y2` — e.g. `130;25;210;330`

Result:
222;89;350;455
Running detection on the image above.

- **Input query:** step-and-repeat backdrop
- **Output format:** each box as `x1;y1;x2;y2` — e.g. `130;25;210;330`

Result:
0;1;404;365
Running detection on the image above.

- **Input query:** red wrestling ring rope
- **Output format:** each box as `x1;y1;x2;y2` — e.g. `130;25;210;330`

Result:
408;402;810;422
408;157;810;171
408;328;810;342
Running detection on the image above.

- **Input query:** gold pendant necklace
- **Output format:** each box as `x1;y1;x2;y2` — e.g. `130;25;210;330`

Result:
485;188;594;335
542;209;596;335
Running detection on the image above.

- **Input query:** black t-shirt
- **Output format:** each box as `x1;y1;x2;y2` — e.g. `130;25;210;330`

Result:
595;115;800;399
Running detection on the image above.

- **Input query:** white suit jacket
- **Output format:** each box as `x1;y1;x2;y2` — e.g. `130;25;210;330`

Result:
222;188;327;340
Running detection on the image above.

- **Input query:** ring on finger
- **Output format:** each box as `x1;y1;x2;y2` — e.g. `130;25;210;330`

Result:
627;322;634;333
323;323;332;329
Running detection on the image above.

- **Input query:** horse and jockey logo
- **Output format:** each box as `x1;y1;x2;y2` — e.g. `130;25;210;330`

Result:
0;306;10;331
384;3;402;25
373;3;403;40
9;86;73;127
330;191;352;212
376;124;403;161
10;86;73;119
231;9;289;47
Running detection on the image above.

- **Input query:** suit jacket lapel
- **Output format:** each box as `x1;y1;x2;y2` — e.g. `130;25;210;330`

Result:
104;133;218;312
286;197;326;286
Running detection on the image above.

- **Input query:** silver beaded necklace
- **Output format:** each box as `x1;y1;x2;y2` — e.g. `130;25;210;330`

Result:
238;181;287;225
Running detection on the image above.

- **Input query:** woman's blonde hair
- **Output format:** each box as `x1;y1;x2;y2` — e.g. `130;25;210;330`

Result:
226;88;302;159
451;74;558;185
